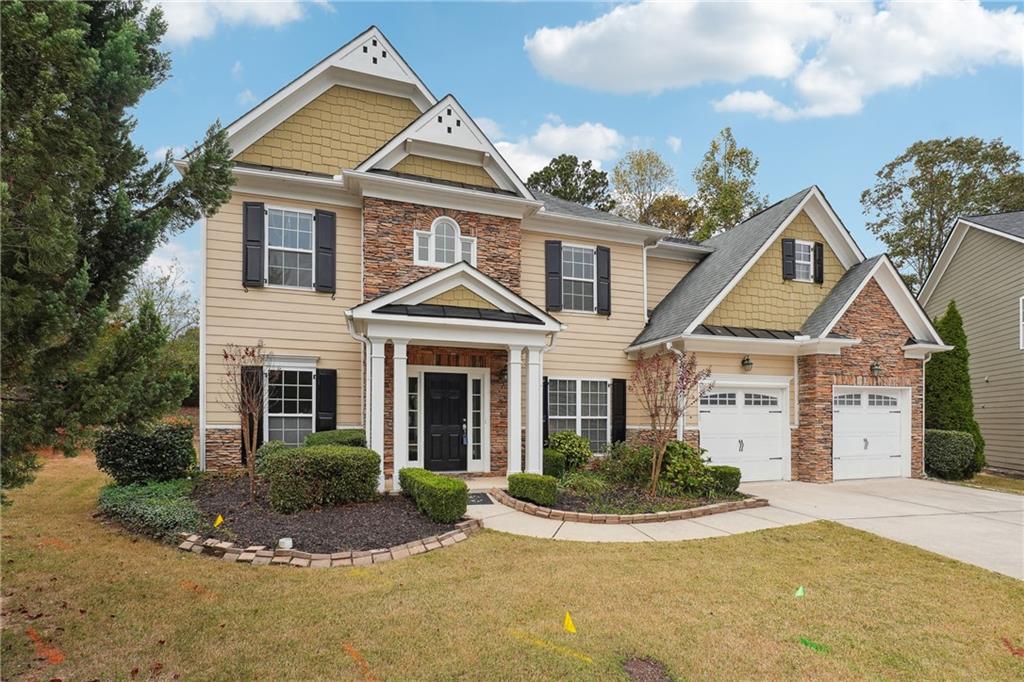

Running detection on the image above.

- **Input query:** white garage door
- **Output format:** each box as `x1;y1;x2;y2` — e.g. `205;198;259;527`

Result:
699;388;787;482
832;388;905;480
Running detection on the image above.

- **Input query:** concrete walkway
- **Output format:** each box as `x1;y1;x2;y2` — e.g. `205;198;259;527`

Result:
465;477;1023;579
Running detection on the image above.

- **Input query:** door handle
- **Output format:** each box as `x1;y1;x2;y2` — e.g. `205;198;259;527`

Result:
738;439;744;452
863;438;869;450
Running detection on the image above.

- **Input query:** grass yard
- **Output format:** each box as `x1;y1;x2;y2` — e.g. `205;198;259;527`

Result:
3;455;1024;681
956;472;1024;496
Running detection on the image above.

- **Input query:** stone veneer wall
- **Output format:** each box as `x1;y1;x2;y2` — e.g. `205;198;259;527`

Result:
792;279;924;482
205;428;243;471
362;197;521;299
383;344;511;477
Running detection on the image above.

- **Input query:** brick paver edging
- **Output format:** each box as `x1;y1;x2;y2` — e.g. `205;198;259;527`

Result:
175;518;483;567
490;488;768;524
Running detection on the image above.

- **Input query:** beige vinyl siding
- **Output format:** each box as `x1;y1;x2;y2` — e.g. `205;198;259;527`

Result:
521;231;648;427
705;211;846;330
683;353;797;427
204;192;363;428
234;85;421;175
647;256;694;309
391;155;498;188
923;228;1024;473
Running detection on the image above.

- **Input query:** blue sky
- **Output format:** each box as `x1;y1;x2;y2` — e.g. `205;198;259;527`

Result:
136;2;1024;295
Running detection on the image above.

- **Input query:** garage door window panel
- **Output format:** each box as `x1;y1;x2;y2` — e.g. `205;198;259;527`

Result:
744;393;779;407
701;392;737;406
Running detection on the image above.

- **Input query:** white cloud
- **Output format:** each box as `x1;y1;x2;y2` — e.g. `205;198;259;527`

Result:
475;117;505;140
144;240;200;296
666;136;682;154
154;1;309;45
231;60;243;80
236;89;258;107
490;115;627;178
526;1;1024;119
148;144;187;163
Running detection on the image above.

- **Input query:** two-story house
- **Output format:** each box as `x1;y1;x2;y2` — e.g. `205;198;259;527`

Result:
190;27;948;489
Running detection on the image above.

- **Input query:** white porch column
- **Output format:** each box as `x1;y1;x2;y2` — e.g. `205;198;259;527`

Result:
369;338;387;491
506;345;523;474
391;339;408;491
525;346;544;474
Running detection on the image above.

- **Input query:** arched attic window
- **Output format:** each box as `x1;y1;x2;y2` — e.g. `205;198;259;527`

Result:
413;217;476;267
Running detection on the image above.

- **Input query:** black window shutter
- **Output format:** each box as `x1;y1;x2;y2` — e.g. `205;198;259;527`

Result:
316;368;337;432
542;376;549;444
611;378;626;445
544;240;562;311
242;202;265;288
781;238;796;280
240;366;263;462
813;242;824;284
596;245;611;315
315;210;336;294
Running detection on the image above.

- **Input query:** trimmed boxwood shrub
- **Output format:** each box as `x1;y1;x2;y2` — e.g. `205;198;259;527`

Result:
707;465;741;497
254;440;288;475
261;445;379;513
398;468;468;523
508;472;558;506
547;431;592;472
925;429;975;480
98;479;200;541
95;422;195;485
304;428;366;447
543;448;566;479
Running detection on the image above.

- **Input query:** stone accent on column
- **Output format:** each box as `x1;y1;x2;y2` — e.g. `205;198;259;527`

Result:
204;428;243;471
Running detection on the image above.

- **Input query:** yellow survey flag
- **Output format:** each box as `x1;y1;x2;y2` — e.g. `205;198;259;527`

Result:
214;514;224;528
563;611;576;634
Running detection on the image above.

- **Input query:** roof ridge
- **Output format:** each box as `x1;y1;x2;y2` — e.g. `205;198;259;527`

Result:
963;209;1024;219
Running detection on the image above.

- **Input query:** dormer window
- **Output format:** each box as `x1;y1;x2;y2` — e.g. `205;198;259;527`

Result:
414;217;476;267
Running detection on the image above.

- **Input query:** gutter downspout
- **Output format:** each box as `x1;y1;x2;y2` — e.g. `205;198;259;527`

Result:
345;312;371;432
642;244;651;324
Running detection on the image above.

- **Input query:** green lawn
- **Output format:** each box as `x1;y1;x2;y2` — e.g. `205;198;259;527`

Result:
3;454;1024;681
956;472;1024;496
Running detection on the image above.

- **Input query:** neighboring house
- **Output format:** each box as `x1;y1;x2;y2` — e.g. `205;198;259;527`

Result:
918;212;1024;476
187;26;949;488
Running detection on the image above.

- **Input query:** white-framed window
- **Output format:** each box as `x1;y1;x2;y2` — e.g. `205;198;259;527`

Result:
407;376;419;462
561;245;596;312
548;378;609;453
794;240;815;282
413;216;476;267
265;367;315;446
266;207;315;288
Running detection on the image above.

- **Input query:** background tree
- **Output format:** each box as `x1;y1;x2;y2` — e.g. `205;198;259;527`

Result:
690;127;767;241
527;154;615;211
629;351;711;494
611;149;676;224
861;136;1024;291
119;260;198;339
220;343;267;501
645;193;701;237
925;301;985;476
1;0;234;496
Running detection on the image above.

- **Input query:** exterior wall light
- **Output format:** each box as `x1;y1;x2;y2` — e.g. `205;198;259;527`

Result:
870;361;883;377
741;355;754;372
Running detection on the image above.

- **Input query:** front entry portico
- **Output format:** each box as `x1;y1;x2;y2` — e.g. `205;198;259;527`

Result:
346;262;563;490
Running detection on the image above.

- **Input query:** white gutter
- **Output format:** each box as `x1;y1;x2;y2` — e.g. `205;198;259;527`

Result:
345;311;371;431
627;333;860;356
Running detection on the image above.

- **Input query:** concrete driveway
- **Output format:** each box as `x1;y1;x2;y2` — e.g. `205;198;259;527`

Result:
741;477;1024;580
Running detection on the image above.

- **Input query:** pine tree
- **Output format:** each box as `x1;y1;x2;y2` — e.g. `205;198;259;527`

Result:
1;1;234;496
925;301;985;475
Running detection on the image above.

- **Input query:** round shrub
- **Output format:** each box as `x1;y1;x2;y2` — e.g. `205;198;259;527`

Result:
254;440;288;475
398;468;468;523
706;465;741;497
98;479;199;541
508;473;558;506
95;422;195;485
561;470;609;497
261;445;380;513
662;440;713;495
925;429;975;480
304;428;366;447
598;441;655;485
547;431;592;472
543;448;566;479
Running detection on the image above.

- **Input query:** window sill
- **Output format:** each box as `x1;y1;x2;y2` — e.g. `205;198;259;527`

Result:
264;283;318;292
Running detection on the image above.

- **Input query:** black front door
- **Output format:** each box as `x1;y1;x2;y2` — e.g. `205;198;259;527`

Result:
424;372;468;471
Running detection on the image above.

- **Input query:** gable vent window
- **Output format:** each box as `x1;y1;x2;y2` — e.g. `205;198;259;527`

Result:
413;217;476;267
266;207;314;288
794;240;814;282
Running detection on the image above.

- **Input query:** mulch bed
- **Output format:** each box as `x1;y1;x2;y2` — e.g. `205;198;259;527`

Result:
553;484;744;515
191;476;455;553
622;657;672;682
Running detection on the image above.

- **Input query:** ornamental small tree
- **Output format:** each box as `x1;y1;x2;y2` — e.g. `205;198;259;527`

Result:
925;301;985;475
629;351;711;494
221;343;267;500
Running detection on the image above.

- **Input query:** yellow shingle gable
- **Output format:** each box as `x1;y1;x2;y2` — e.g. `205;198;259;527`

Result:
704;211;846;330
422;285;497;309
234;85;421;175
391;155;498;189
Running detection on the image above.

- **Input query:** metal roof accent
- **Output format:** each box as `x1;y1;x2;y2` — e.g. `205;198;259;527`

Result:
691;324;848;341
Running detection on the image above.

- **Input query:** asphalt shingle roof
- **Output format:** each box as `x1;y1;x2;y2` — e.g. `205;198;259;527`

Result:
632;187;815;346
800;255;882;337
533;190;660;230
965;211;1024;240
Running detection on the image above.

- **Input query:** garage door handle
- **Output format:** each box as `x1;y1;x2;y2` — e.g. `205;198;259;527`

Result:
738;439;744;452
863;438;869;450
889;455;901;458
769;457;783;461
